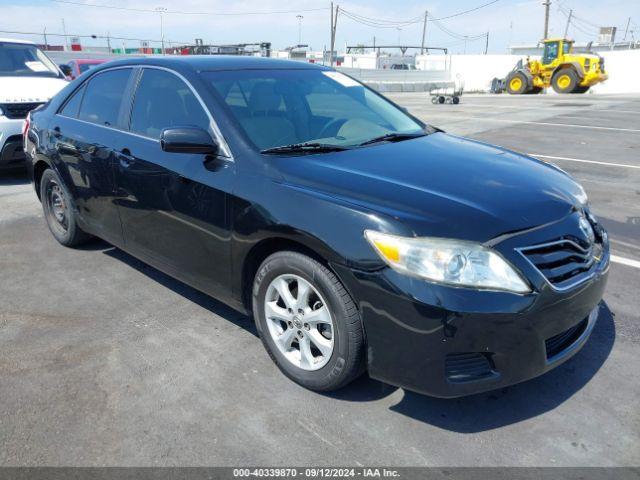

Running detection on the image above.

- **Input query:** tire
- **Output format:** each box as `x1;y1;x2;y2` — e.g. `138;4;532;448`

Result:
252;251;365;391
452;96;460;104
506;71;529;95
438;96;445;104
552;68;579;94
40;169;92;247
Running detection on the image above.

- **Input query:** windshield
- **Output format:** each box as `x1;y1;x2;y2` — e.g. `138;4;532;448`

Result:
205;69;425;151
0;42;61;78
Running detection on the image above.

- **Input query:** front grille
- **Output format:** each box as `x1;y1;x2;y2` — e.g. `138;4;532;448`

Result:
445;352;496;383
520;239;602;289
0;102;44;119
545;318;588;359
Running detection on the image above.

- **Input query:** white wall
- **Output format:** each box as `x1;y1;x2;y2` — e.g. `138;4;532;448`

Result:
591;49;640;94
416;50;640;94
417;54;525;92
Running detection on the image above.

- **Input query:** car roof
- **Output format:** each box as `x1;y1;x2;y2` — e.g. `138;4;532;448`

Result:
0;38;36;45
73;58;108;64
92;55;331;72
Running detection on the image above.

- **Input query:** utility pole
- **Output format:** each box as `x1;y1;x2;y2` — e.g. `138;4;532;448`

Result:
61;18;68;51
543;0;551;40
563;9;572;38
106;32;111;53
330;3;339;67
43;28;47;49
155;7;167;55
484;32;489;54
296;15;304;45
420;10;428;54
329;2;334;66
623;17;631;41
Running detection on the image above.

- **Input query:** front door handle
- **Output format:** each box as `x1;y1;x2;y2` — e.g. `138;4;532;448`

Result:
119;148;133;168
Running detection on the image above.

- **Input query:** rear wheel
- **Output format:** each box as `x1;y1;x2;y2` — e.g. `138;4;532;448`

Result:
40;169;92;247
252;251;365;391
506;71;529;94
552;68;579;94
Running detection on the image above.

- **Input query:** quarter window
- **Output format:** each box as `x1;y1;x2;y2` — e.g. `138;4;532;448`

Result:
78;68;131;127
130;68;210;139
59;84;85;118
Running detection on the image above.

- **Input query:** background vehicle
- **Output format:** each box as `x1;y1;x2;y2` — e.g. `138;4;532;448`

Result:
0;38;66;169
506;38;607;94
390;63;416;70
62;58;108;80
25;57;608;398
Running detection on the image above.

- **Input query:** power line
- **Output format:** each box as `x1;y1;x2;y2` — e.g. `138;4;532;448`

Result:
432;0;500;21
50;0;329;16
0;28;190;45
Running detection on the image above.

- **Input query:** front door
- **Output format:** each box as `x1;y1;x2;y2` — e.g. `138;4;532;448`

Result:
114;67;234;299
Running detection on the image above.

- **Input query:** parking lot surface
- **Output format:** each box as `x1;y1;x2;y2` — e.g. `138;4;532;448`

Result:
1;93;639;466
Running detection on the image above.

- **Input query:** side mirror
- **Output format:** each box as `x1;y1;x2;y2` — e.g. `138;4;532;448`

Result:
160;127;218;155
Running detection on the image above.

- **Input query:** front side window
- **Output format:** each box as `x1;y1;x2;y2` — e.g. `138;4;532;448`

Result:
130;68;210;139
542;42;559;64
78;69;131;127
0;42;61;78
206;69;424;151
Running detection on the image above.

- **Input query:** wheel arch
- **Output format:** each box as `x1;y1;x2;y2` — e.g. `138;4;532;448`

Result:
240;236;346;314
553;62;584;80
33;159;54;201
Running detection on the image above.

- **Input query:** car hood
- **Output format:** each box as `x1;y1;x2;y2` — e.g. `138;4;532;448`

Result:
276;132;585;242
0;76;67;103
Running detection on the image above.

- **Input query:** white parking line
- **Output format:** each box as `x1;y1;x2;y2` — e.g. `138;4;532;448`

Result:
611;255;640;269
611;238;640;251
528;154;640;170
444;116;640;132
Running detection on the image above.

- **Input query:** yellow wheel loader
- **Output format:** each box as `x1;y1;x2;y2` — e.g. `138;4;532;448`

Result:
506;38;608;94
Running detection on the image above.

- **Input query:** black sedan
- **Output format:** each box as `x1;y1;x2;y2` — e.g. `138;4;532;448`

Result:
24;57;609;397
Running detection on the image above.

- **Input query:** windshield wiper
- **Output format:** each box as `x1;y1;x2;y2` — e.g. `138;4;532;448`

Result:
261;142;350;154
357;131;428;147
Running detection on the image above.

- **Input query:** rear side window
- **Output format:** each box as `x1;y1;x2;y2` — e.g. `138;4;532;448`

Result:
78;68;131;127
59;84;85;118
130;68;210;139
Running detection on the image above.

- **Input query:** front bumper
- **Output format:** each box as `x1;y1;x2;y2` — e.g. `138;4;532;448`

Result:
332;214;610;398
0;116;26;169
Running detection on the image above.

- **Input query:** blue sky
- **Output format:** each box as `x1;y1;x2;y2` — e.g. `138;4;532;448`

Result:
1;0;639;53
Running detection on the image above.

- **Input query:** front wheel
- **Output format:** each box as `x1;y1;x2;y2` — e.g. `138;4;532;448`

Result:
506;71;529;94
252;251;365;391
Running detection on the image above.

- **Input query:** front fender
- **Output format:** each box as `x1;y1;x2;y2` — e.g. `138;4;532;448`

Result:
230;175;410;303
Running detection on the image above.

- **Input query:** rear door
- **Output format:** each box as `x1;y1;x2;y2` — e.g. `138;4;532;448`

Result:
114;67;235;298
50;67;135;245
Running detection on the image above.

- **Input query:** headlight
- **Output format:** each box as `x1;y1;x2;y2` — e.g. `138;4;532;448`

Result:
575;183;588;206
364;230;531;293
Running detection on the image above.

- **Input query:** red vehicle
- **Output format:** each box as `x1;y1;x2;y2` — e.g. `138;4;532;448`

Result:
64;58;108;80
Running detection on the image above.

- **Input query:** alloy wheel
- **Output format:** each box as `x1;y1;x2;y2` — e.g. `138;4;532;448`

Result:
264;274;334;371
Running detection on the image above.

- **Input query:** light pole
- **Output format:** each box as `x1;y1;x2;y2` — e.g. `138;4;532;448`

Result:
155;7;167;55
296;15;304;45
